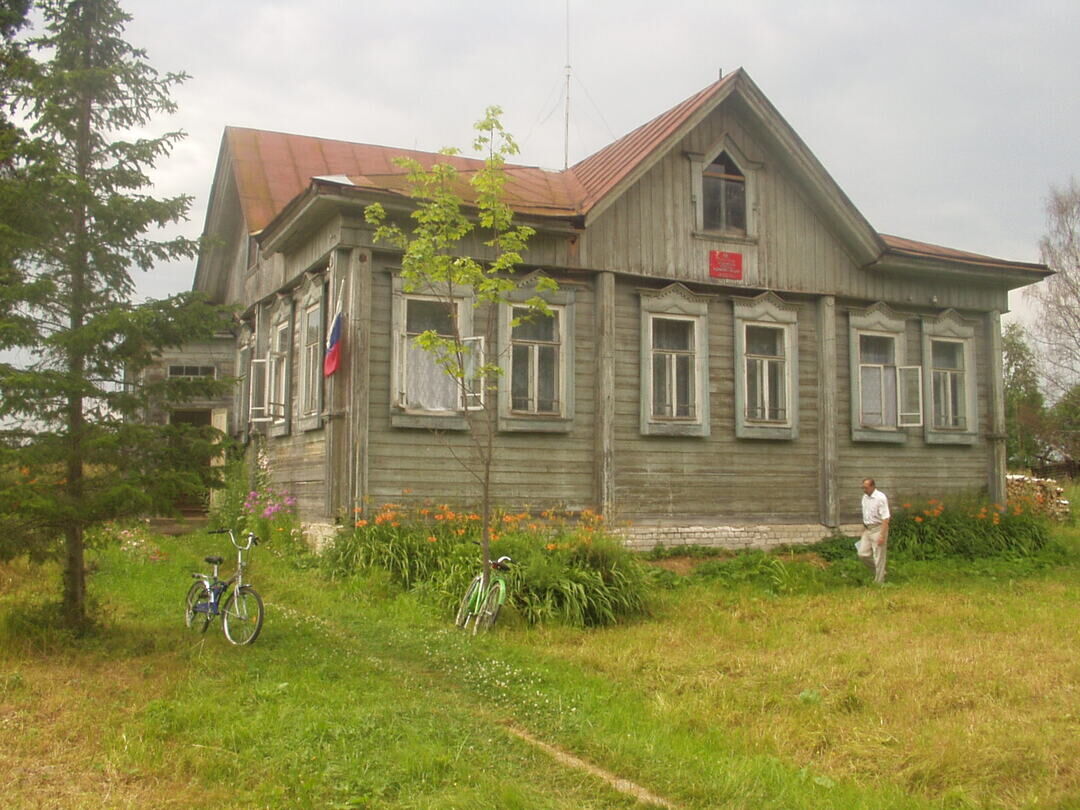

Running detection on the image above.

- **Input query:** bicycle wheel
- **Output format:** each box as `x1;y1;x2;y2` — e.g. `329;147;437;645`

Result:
454;575;483;629
185;583;211;633
473;580;505;635
221;586;264;645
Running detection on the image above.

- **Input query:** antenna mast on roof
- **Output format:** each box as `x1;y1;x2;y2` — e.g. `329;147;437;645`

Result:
563;0;571;170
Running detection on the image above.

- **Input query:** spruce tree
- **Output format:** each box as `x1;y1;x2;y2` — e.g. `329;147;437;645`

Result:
0;0;228;630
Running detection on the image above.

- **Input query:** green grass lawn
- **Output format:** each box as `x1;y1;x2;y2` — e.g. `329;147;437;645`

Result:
1;527;1078;809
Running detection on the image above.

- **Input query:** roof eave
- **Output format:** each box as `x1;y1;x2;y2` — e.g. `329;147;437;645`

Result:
868;251;1054;291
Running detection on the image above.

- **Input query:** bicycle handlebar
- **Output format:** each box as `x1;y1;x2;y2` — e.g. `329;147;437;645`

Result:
207;528;259;550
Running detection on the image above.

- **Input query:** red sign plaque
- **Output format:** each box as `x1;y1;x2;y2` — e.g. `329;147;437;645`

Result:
709;250;743;280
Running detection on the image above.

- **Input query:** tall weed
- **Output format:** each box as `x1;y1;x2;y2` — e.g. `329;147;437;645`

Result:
889;494;1050;559
323;504;649;627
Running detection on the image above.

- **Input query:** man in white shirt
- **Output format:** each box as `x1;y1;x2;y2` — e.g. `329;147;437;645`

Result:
858;478;890;584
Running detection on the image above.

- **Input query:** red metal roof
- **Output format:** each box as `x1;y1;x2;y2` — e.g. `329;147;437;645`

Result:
569;74;737;212
223;77;1044;275
880;234;1046;271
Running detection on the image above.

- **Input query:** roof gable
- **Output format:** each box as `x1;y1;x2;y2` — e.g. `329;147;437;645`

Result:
202;69;1048;282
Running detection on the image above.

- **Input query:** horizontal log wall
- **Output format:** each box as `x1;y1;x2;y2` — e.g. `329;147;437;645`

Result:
611;278;821;523
364;265;596;512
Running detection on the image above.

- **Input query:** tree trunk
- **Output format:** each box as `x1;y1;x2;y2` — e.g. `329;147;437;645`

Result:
61;0;96;631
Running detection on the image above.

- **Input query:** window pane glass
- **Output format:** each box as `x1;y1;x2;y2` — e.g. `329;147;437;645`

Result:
652;354;669;417
675;354;693;417
702;175;723;230
511;344;530;410
406;299;454;335
746;325;782;357
860;365;883;425
405;341;457;411
767;359;785;420
746;357;762;419
725;179;746;231
537;345;557;413
512;307;557;342
860;334;894;365
652;318;692;351
305;305;321;346
898;367;921;425
932;340;963;370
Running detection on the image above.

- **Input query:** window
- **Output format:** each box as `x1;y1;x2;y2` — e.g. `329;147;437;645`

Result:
391;278;480;429
849;304;921;443
745;326;785;421
168;365;216;379
921;310;976;444
733;292;799;440
266;297;293;436
690;136;759;241
640;284;711;437
930;340;965;429
496;273;575;433
703;152;746;233
511;306;560;414
248;306;270;424
651;318;696;419
298;276;326;431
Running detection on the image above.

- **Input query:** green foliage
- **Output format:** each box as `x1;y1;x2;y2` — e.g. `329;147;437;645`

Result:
0;1;232;627
207;454;250;533
887;495;1051;559
323;504;649;628
1002;322;1046;469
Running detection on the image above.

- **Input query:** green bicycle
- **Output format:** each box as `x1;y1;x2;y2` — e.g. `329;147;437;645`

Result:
455;553;514;634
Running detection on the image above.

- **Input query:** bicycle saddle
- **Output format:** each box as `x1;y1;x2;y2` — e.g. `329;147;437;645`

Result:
205;556;224;565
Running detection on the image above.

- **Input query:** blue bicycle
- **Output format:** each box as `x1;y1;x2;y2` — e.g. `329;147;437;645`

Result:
185;528;264;645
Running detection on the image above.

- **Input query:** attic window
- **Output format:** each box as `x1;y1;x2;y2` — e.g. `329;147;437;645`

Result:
702;152;746;233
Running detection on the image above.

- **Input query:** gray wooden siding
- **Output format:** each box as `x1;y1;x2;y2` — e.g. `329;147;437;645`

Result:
363;265;596;512
256;287;329;522
581;99;1009;313
611;278;821;522
835;304;991;523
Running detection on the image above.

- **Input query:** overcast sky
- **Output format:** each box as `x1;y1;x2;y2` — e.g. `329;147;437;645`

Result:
111;0;1079;322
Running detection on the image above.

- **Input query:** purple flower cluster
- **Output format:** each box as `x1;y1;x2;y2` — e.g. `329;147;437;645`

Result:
243;489;298;520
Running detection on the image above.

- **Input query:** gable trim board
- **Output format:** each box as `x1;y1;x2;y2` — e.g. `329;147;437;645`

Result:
191;69;1050;541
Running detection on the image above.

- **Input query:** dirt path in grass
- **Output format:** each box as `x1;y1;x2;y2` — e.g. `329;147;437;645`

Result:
274;601;683;809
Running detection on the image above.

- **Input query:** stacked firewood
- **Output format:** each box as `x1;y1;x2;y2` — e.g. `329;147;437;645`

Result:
1005;474;1071;521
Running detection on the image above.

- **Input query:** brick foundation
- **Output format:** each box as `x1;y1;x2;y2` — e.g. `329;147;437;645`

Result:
615;522;865;551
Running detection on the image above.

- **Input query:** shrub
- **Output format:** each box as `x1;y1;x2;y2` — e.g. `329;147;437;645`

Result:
323;504;649;628
888;495;1050;560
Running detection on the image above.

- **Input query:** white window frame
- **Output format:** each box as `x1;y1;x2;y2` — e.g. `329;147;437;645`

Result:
390;277;477;430
248;305;271;425
267;295;293;437
921;310;977;445
298;273;326;432
496;273;576;433
689;135;760;240
640;283;712;437
849;303;921;443
168;365;217;379
733;292;799;440
509;305;562;415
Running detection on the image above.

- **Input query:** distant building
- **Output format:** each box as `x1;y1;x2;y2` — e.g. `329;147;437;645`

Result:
190;68;1050;546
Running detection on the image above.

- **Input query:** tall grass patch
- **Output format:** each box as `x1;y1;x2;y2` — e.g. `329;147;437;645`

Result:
324;504;649;627
889;494;1051;559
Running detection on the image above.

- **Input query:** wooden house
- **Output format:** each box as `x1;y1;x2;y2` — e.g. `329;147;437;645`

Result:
193;69;1051;547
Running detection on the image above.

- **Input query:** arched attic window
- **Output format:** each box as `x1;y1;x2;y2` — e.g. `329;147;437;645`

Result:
702;151;746;234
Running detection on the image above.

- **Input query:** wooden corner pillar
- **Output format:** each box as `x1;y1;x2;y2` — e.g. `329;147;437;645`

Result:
596;271;616;516
986;310;1007;504
817;295;839;527
351;248;372;513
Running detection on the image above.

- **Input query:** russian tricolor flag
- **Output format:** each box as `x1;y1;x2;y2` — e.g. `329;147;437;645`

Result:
323;282;344;377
